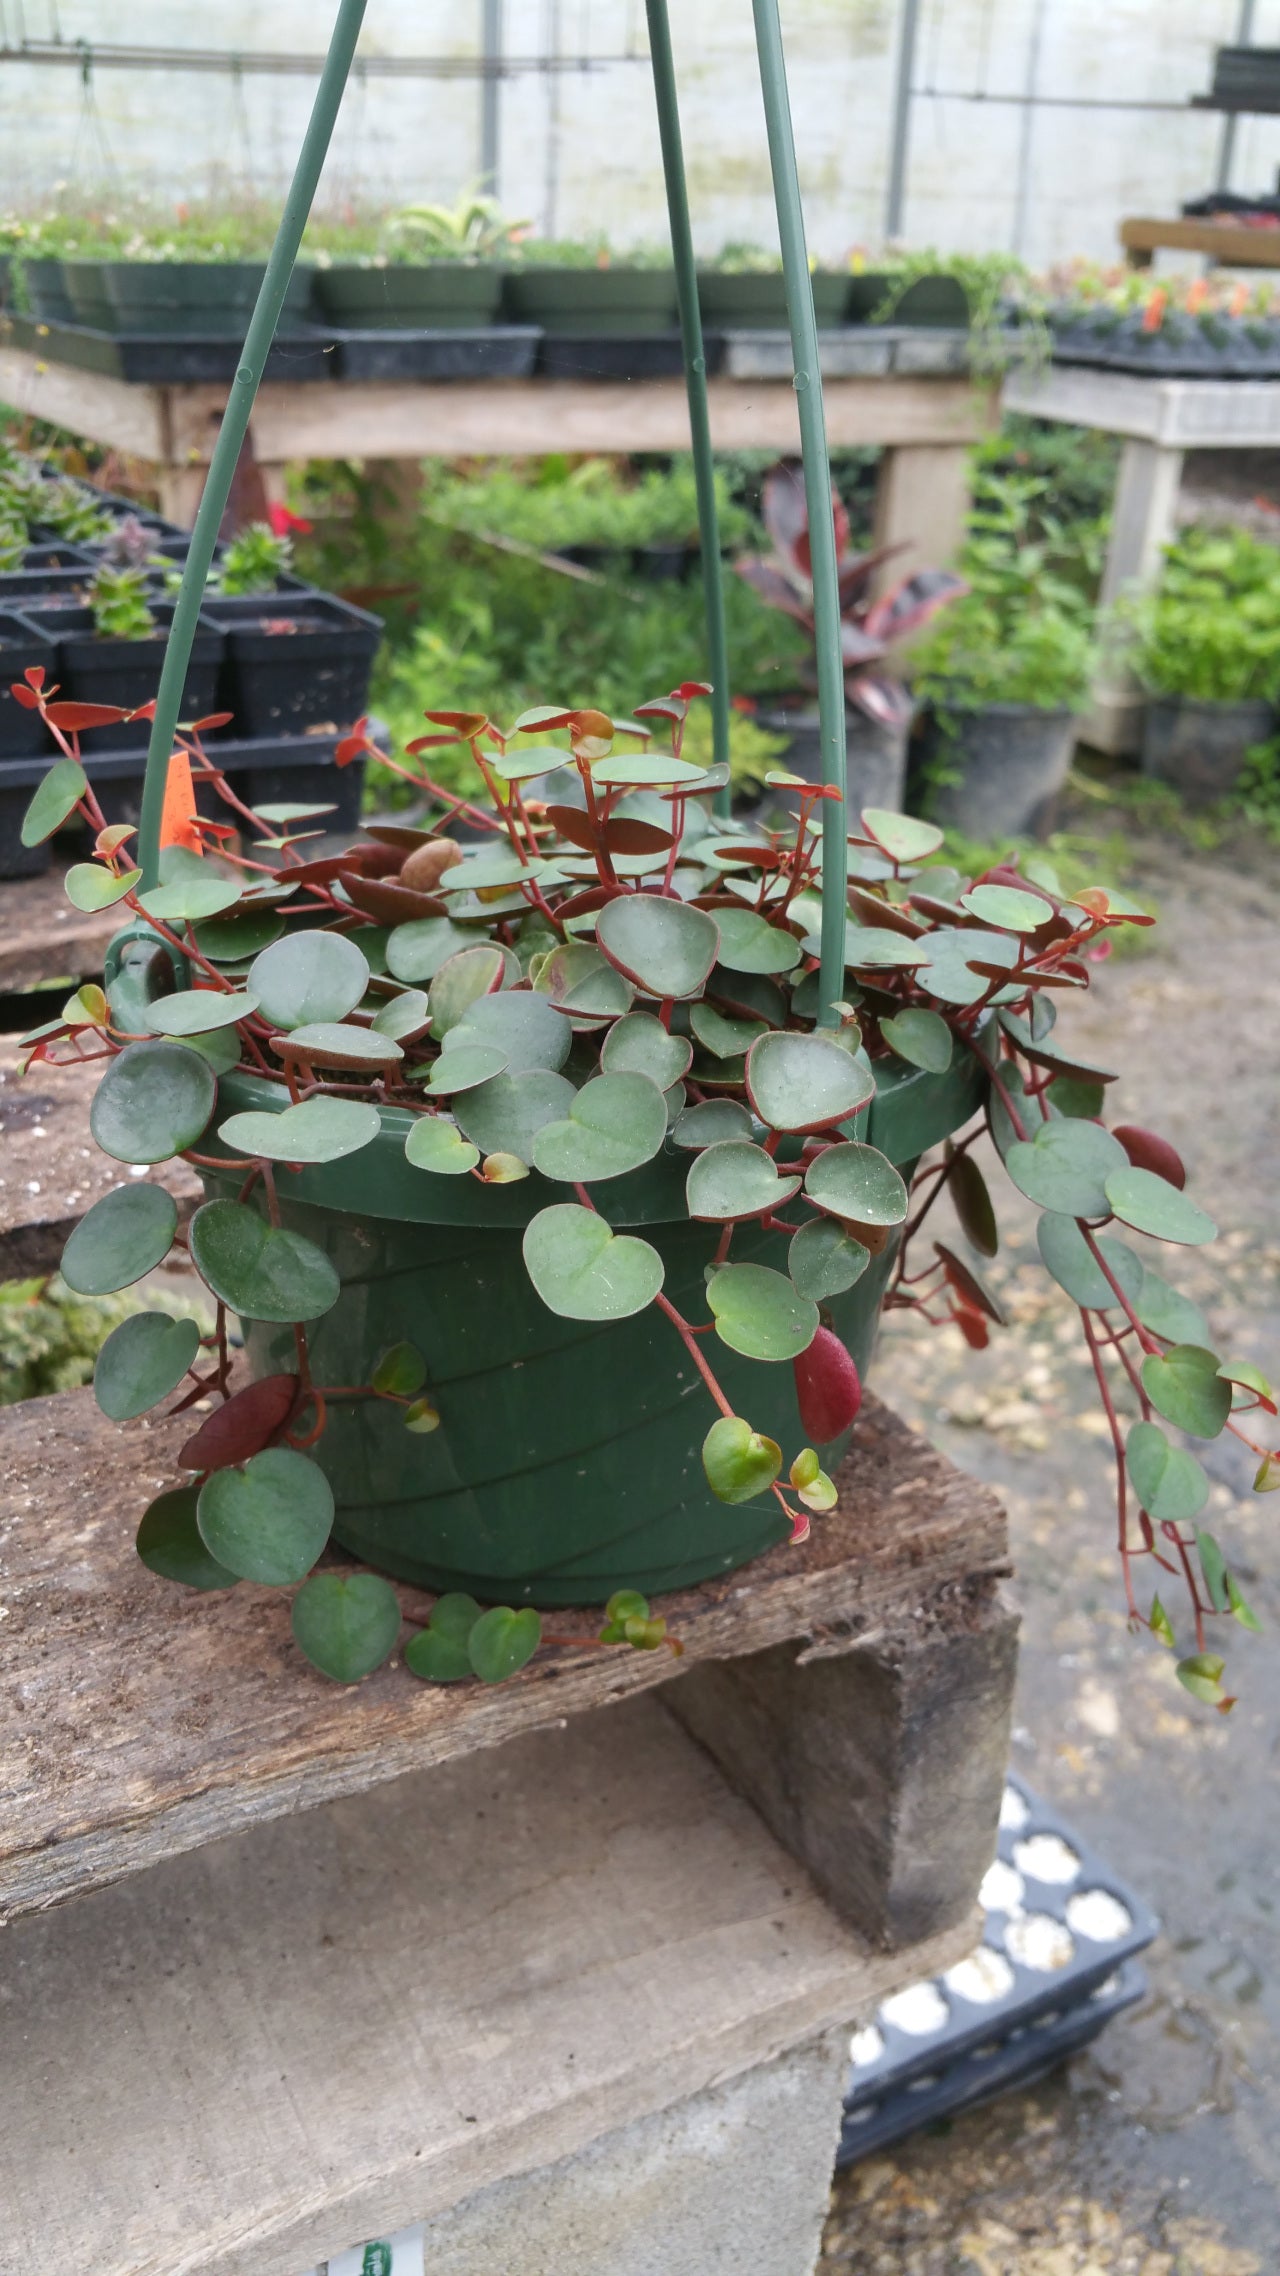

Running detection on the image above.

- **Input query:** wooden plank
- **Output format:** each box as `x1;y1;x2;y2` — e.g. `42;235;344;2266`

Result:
164;374;995;465
0;1696;978;2276
0;1039;201;1279
1004;359;1280;449
0;864;120;993
0;1383;1007;1923
0;342;170;458
1120;213;1280;269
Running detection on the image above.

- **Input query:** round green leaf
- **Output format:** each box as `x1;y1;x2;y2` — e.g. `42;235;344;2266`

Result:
440;849;553;895
386;916;474;985
61;1182;177;1295
139;876;243;922
686;1141;801;1223
804;1141;907;1227
1176;1652;1229;1708
859;808;943;863
405;1115;481;1175
1141;1345;1232;1440
193;910;285;963
918;927;1019;1006
95;1311;202;1421
672;1099;754;1150
601;1012;692;1089
713;906;802;976
249;930;370;1030
960;883;1052;932
596;893;719;1000
702;1416;783;1504
275;1022;403;1070
880;1006;953;1073
90;1040;216;1165
405;1624;475;1683
291;1571;401;1683
788;1215;871;1301
1104;1166;1217;1246
591;753;708;787
1133;1269;1210;1348
1035;1214;1145;1312
446;988;571;1073
830;923;930;971
188;1199;341;1322
22;757;87;847
707;1262;819;1362
218;1096;381;1165
533;940;634;1026
690;1002;768;1060
1126;1421;1210;1523
523;1202;664;1320
1005;1119;1129;1220
1048;1076;1106;1120
65;862;141;912
746;1030;875;1135
454;1069;576;1164
372;988;431;1042
371;1342;428;1397
147;987;258;1036
197;1447;334;1586
531;1071;668;1183
428;942;513;1038
468;1605;543;1684
423;1043;509;1095
136;1486;239;1591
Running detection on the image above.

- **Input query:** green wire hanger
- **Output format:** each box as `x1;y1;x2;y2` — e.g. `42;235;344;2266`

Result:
135;0;848;1024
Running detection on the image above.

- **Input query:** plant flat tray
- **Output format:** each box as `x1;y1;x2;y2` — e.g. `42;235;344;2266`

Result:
329;326;540;381
0;1384;1006;1923
535;329;723;380
3;312;337;385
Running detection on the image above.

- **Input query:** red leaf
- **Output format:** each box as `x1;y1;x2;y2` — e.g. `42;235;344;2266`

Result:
792;1327;862;1443
674;680;712;701
185;711;235;734
267;502;313;536
23;665;46;690
405;732;466;755
9;682;39;709
178;1375;300;1471
128;700;157;724
952;1298;990;1351
1114;1125;1186;1191
44;700;131;730
422;709;489;735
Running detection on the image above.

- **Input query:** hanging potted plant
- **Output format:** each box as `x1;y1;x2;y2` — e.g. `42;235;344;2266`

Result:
736;459;965;814
312;194;522;331
1134;526;1280;803
908;464;1096;838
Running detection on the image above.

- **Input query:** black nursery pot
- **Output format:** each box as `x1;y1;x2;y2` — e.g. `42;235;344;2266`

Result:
21;602;225;751
202;593;383;737
755;704;909;814
1140;694;1275;805
0;609;56;760
919;702;1078;839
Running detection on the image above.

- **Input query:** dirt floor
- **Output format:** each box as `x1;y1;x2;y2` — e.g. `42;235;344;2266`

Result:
823;821;1280;2273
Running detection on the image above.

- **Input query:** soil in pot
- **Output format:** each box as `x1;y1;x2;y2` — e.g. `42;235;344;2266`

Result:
21;601;224;751
102;261;314;336
196;1050;985;1606
696;269;849;328
920;703;1077;839
203;593;382;736
1140;694;1274;805
756;705;909;813
502;266;677;335
313;263;502;330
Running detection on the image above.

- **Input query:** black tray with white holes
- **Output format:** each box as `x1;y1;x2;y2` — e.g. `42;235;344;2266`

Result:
836;1774;1158;2160
838;1957;1147;2165
328;326;540;383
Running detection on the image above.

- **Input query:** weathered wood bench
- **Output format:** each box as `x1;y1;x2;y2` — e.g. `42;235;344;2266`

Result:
0;862;121;996
0;1361;1015;2274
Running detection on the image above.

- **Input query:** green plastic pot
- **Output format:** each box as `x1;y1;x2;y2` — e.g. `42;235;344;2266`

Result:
21;257;76;324
501;266;678;335
61;258;115;331
195;1050;986;1606
696;269;849;328
102;261;315;336
313;262;502;330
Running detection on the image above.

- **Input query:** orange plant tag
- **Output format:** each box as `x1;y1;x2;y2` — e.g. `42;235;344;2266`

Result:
159;747;202;853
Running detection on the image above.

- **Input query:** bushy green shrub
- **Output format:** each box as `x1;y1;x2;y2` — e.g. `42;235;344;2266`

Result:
909;466;1097;712
1137;526;1280;702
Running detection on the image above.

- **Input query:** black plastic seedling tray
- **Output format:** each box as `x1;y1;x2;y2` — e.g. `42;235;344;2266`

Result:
5;314;336;386
329;326;540;382
836;1774;1158;2164
535;329;725;380
201;592;382;738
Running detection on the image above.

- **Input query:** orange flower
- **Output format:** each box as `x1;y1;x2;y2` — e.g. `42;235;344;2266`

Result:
1185;277;1208;313
1141;287;1168;333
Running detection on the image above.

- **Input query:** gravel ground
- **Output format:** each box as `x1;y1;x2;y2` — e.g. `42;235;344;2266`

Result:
822;827;1280;2275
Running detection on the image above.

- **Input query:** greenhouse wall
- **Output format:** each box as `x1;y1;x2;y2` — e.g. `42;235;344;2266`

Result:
3;0;1280;268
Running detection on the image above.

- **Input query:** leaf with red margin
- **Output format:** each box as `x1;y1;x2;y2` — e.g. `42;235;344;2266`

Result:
178;1375;300;1471
422;710;489;735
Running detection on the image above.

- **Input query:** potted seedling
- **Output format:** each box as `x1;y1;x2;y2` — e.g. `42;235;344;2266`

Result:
202;581;381;737
14;677;1272;1713
908;465;1096;838
1134;526;1280;802
736;459;965;813
313;194;522;331
22;560;224;754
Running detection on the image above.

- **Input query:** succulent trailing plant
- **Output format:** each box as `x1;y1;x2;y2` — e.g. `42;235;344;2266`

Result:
88;562;157;642
14;670;1275;1706
212;520;296;597
736;460;966;727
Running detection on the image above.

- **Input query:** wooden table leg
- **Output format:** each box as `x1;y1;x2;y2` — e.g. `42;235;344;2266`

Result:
872;439;974;582
1085;434;1184;756
663;1584;1018;1950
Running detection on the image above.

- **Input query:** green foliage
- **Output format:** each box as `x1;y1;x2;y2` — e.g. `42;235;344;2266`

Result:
910;466;1098;713
425;456;753;552
0;1274;209;1405
386;193;527;263
88;563;155;641
1136;525;1280;702
214;522;294;596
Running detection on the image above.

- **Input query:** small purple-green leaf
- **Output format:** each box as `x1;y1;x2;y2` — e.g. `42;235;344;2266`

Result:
686;1140;801;1223
804;1140;907;1227
746;1029;875;1135
596;893;719;1000
523;1203;664;1320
